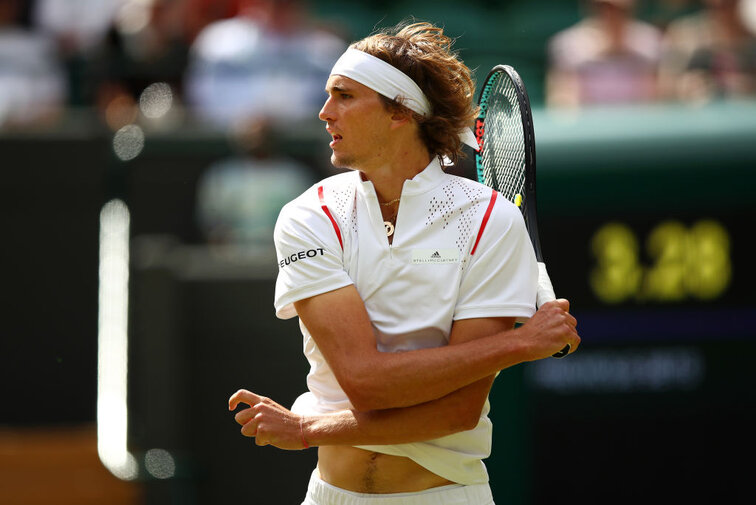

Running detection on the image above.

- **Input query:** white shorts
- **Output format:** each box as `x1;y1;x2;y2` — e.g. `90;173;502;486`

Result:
301;471;495;505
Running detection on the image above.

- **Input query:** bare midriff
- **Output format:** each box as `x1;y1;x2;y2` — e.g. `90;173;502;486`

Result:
316;446;454;494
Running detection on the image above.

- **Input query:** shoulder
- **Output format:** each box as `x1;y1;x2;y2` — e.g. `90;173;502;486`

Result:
442;173;490;203
491;190;525;222
276;171;356;236
279;171;354;214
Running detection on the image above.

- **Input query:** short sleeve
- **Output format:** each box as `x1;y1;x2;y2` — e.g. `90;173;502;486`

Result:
273;191;353;319
454;198;538;321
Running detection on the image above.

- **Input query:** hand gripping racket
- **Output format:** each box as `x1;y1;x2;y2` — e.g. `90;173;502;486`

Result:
474;65;570;358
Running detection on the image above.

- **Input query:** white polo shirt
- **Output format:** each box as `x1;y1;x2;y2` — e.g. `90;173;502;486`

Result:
273;158;537;485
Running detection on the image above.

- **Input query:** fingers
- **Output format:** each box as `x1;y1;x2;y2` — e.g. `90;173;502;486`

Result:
240;413;260;438
546;299;577;327
228;390;273;444
229;390;266;439
566;311;578;330
538;300;577;330
228;389;261;411
569;331;581;354
234;407;256;426
555;298;570;312
533;298;580;358
564;314;580;355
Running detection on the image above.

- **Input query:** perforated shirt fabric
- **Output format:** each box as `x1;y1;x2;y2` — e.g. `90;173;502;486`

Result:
274;158;537;485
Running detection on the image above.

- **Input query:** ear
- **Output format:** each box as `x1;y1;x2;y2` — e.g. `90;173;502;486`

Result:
389;109;412;130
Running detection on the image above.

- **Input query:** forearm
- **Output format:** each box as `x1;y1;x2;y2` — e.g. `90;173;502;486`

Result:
305;376;495;447
229;375;494;451
350;334;520;411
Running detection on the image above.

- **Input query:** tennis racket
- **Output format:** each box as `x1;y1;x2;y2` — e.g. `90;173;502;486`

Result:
474;65;570;358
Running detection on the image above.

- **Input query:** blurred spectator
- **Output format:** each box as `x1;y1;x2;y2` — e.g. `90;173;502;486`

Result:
648;0;701;30
32;0;122;57
546;0;663;107
196;119;315;250
87;0;192;130
31;0;122;106
184;0;346;129
184;0;242;42
0;0;67;127
660;0;756;102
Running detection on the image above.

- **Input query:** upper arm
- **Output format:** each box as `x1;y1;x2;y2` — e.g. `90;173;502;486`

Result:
444;316;516;426
294;285;392;411
449;317;515;346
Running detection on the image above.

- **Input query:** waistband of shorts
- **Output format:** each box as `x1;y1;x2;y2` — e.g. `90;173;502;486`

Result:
304;470;494;505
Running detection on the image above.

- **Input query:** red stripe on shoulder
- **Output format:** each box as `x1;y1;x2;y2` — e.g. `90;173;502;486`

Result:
470;190;498;256
318;185;343;251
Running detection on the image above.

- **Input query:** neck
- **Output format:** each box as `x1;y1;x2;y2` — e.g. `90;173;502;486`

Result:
359;144;432;204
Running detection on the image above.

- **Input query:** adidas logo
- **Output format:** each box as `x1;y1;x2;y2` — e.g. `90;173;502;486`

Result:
411;248;459;264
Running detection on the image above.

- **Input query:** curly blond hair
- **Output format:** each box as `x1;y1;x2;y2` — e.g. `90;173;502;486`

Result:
351;21;478;165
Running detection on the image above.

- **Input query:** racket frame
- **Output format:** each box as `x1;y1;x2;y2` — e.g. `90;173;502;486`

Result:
475;64;544;262
474;65;569;358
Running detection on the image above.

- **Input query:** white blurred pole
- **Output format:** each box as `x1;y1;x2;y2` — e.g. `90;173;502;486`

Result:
97;199;138;480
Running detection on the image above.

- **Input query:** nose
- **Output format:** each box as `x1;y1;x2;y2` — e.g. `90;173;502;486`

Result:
319;96;334;122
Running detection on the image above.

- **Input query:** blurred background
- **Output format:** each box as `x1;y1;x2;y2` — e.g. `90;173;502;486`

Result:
1;0;755;503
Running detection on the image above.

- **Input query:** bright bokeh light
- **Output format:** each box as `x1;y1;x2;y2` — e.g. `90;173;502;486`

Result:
115;0;154;35
145;448;176;479
139;82;174;119
97;199;138;481
113;124;145;161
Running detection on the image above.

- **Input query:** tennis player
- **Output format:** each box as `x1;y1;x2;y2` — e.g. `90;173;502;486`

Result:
229;21;579;505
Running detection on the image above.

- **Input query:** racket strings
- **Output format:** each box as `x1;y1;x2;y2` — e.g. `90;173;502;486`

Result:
479;75;530;225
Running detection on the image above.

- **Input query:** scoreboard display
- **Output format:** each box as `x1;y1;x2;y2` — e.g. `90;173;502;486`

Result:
533;103;756;341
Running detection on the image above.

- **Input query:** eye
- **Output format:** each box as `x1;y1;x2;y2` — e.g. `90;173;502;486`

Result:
340;93;352;99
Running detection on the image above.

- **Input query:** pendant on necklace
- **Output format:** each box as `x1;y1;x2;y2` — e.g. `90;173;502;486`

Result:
384;221;395;237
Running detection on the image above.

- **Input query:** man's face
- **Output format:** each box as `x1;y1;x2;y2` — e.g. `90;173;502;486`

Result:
319;75;395;171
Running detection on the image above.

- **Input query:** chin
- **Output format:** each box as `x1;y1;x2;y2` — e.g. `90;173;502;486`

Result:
330;153;355;170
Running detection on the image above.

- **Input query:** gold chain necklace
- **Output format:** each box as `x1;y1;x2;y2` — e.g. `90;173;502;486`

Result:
380;197;401;207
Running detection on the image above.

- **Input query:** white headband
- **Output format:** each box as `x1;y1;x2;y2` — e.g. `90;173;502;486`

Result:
330;48;478;152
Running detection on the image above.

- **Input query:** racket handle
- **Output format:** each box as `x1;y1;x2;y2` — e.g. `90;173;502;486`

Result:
536;262;556;308
536;262;571;359
552;344;570;358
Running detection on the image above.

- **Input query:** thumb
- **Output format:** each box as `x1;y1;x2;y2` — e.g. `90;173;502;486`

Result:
555;298;570;312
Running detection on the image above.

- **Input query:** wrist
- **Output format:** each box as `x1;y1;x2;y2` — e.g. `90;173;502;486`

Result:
302;411;357;447
299;415;310;449
506;325;539;363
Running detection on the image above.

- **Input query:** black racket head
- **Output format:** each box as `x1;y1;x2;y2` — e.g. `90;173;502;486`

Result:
474;65;543;261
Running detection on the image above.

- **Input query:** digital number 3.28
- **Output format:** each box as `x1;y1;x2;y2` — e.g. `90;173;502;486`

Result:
590;219;731;304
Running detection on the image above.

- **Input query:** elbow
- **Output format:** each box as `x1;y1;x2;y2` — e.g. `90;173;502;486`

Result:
449;395;487;432
348;395;377;413
452;378;496;432
339;374;386;412
349;389;395;413
461;409;483;431
330;360;371;411
452;406;483;432
342;384;372;412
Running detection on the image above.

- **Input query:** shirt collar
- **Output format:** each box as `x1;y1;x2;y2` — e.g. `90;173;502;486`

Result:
355;157;446;201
